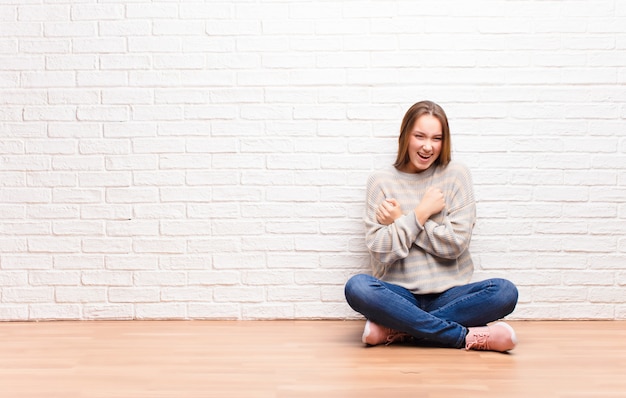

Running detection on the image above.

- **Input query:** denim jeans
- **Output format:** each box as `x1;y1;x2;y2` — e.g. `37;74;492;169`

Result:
344;274;518;348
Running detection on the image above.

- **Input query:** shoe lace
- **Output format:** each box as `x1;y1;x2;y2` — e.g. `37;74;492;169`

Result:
465;330;490;350
385;331;411;346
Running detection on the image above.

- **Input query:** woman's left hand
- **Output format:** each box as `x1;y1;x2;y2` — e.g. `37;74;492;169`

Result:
376;198;403;225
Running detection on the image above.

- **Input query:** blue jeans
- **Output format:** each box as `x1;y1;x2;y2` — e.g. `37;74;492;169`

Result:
344;274;518;348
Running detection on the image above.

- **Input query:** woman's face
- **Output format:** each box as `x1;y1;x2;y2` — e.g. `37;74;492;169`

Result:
402;114;442;173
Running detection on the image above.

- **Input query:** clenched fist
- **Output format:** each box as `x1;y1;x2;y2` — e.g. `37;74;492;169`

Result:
414;187;445;225
376;198;403;225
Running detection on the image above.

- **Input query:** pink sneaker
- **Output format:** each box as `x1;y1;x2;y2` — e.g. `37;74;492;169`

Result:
361;320;410;346
465;322;518;352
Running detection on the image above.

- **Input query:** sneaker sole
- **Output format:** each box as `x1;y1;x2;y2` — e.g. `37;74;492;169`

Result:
494;321;518;346
361;320;371;344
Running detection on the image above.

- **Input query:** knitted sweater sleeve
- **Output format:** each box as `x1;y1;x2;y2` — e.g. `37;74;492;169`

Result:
363;173;422;266
414;164;476;260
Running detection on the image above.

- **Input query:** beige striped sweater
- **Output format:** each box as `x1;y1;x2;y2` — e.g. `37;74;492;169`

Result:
365;161;476;294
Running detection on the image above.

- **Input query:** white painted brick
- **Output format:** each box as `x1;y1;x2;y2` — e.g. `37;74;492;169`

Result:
242;270;292;286
241;236;294;252
0;204;25;219
72;38;126;54
533;287;588;303
106;220;158;237
0;239;29;255
559;304;615;320
0;39;15;54
214;286;265;303
133;204;186;219
160;255;211;270
77;105;129;121
188;303;240;320
105;122;155;138
242;304;294;320
71;4;124;21
295;236;348;252
46;55;97;70
99;20;151;37
126;3;178;19
80;205;131;220
188;271;239;286
0;271;28;286
78;172;130;187
321;286;346;302
0;188;51;203
161;287;212;302
54;255;104;270
295;302;354;319
102;89;152;105
320;254;369;270
81;271;132;286
132;106;184;121
0;306;28;321
82;238;131;254
160;221;211;236
295;270;354;285
588;287;626;303
56;287;106;303
187;238;239;254
268;286;320;302
18;5;69;22
129;71;182;87
0;90;46;105
154;89;208;105
105;255;157;271
211;186;261;201
506;305;561;320
0;22;41;37
53;220;104;236
83;304;133;320
29;304;81;320
161;187;211;202
105;155;157;170
44;22;95;37
128;37;181;53
134;271;186;287
109;287;159;303
20;39;70;54
133;171;185;186
23;106;76;122
213;254;265;270
48;90;100;106
3;287;53;303
135;303;187;320
52;188;102;204
265;186;319;202
28;237;81;253
132;239;186;254
22;72;75;88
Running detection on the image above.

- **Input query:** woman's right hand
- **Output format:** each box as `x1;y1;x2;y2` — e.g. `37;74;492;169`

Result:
414;187;445;225
376;198;402;225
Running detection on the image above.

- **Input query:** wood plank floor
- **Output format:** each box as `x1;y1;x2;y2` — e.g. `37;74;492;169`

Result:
0;320;624;398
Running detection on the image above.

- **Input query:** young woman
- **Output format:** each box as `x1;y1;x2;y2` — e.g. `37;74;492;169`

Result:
344;100;519;352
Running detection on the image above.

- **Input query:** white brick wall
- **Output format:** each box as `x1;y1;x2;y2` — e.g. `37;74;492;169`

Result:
1;0;625;321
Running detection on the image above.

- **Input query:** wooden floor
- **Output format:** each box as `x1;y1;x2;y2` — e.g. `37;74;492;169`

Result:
0;320;624;398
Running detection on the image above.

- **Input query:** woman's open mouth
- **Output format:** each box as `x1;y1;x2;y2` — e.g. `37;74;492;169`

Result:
418;153;432;160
